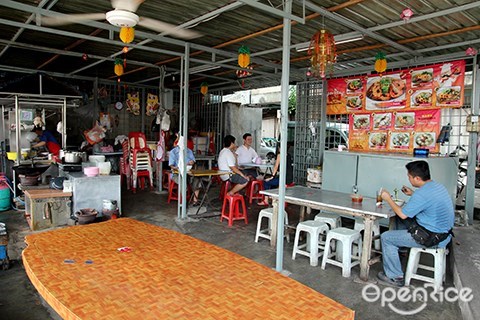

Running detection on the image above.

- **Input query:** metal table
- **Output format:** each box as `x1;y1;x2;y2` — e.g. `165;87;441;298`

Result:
194;155;215;169
66;172;121;215
261;186;394;281
187;169;229;216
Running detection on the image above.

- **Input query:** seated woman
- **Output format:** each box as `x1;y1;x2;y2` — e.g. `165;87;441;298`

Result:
257;143;293;206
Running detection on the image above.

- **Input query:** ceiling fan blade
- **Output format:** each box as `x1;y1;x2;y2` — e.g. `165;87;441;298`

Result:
138;17;202;40
40;13;106;26
111;0;145;12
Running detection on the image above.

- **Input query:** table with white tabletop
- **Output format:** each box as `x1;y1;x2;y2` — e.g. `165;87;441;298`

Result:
261;186;395;281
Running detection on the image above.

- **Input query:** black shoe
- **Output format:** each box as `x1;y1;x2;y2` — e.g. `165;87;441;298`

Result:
377;271;405;287
192;202;200;207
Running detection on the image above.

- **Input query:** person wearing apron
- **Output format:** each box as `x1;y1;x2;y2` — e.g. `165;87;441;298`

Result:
31;126;61;156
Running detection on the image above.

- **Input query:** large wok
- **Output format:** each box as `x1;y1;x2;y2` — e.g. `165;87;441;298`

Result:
13;164;51;176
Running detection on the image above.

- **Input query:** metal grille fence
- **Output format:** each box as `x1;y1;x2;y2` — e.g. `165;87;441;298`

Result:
293;81;324;185
188;91;223;155
97;81;160;142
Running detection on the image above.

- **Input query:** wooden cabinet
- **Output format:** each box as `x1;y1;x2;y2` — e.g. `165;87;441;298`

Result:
24;189;72;231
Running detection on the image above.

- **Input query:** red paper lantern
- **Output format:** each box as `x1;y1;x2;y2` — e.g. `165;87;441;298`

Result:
308;29;337;79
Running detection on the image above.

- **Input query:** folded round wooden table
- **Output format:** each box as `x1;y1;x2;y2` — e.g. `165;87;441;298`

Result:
23;218;354;319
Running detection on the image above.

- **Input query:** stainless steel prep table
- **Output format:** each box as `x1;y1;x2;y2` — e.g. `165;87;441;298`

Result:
65;172;121;215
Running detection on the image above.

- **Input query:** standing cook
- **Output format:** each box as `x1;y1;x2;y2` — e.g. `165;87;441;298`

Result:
31;126;61;156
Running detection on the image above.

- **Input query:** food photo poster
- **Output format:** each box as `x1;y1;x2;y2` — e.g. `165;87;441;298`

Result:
348;109;441;153
326;59;465;115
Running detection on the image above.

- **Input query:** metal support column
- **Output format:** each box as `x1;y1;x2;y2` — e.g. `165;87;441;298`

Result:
466;56;479;223
178;44;190;220
275;0;292;273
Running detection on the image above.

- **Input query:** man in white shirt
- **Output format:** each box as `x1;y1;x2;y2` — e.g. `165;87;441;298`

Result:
236;133;258;164
236;133;258;178
218;135;248;195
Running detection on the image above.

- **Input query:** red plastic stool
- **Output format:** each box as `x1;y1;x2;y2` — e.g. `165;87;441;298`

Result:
219;180;232;200
220;194;248;227
246;179;264;204
135;170;153;192
211;167;222;185
167;175;191;203
162;170;170;189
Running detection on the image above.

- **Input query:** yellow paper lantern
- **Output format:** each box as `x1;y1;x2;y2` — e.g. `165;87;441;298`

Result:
374;52;387;75
238;45;251;68
200;82;208;95
119;27;135;44
114;58;124;77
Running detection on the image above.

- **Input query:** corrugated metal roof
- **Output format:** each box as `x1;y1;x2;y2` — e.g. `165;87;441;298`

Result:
0;0;479;94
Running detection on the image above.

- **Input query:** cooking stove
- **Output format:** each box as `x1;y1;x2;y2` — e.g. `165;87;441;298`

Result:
58;161;83;172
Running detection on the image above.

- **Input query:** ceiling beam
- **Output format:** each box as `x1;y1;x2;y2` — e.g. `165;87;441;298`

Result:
237;0;305;23
0;0;54;59
304;1;419;57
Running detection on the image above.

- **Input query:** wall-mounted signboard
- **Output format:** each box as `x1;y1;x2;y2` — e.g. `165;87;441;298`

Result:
327;60;465;115
326;60;465;153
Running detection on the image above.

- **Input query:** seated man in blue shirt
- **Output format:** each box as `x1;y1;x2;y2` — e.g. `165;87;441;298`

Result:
168;144;201;205
378;160;454;287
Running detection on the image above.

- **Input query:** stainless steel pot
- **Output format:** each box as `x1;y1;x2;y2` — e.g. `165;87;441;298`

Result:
64;151;82;163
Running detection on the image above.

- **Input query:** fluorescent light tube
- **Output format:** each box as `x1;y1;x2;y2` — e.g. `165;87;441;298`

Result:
295;32;364;52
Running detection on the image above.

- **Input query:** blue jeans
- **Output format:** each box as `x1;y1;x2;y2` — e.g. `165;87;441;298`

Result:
263;176;279;190
381;218;451;279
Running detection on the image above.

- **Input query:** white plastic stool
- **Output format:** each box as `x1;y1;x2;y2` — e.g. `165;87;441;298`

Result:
292;220;329;267
314;211;342;229
405;247;449;291
321;227;362;277
353;218;381;251
255;208;290;243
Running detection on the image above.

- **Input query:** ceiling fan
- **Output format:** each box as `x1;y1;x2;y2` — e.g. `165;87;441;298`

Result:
39;0;202;40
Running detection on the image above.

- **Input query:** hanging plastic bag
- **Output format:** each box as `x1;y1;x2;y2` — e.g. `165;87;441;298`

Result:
84;121;106;145
161;110;170;131
156;131;166;161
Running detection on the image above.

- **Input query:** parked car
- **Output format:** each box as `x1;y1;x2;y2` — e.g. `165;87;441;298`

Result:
325;124;349;150
258;137;277;160
286;121;349;150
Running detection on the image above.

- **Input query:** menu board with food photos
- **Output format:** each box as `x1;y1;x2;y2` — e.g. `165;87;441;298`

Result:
327;60;465;115
348;109;440;153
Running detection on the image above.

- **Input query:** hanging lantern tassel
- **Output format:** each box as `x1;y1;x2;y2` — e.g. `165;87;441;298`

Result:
374;51;387;75
114;58;124;77
238;45;251;68
200;82;208;96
